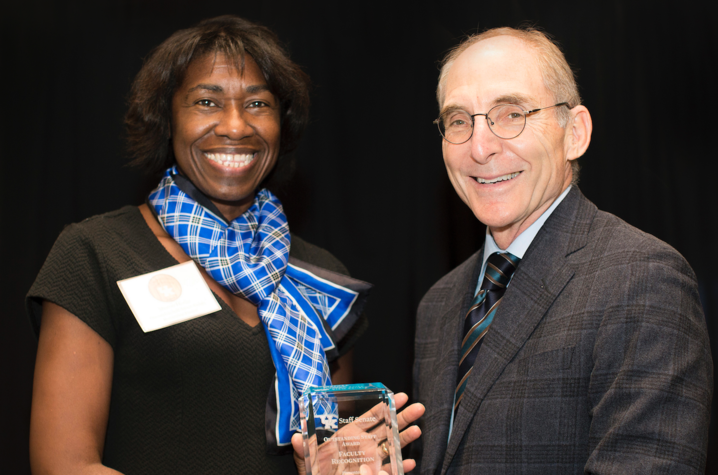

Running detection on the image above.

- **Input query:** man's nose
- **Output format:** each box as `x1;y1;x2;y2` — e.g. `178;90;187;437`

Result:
469;116;502;163
214;104;254;139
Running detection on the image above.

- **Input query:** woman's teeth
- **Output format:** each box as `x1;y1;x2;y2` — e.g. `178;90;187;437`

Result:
476;171;521;184
205;152;256;168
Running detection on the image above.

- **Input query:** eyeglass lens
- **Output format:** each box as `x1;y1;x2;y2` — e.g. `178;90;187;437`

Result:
437;104;527;143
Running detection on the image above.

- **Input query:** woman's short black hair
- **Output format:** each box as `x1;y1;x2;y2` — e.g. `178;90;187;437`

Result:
125;15;310;185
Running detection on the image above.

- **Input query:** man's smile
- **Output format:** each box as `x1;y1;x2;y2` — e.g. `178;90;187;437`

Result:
473;171;522;184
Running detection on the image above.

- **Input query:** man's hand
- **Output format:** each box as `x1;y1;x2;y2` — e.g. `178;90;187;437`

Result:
292;392;424;475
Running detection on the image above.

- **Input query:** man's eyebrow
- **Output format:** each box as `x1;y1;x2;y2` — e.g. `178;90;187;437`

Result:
492;94;532;106
439;103;467;115
439;94;534;115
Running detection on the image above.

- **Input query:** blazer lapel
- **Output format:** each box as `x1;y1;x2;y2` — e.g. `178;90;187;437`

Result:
420;249;483;474
440;188;595;474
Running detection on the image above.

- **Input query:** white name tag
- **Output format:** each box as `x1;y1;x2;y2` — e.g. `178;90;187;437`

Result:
117;261;222;332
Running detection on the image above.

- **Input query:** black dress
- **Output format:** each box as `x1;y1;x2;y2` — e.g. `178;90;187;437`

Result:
27;206;367;474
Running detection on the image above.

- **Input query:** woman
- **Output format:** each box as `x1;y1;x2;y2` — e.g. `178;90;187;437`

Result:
27;15;421;474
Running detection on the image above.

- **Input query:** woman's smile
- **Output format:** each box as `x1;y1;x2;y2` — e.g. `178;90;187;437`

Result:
204;151;257;168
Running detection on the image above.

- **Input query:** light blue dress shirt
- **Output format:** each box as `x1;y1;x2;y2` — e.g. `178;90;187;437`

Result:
475;185;572;293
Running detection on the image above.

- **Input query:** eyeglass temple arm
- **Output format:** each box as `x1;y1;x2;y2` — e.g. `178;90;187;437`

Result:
524;102;570;115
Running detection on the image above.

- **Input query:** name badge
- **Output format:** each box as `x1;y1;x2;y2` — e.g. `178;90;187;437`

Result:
117;261;222;332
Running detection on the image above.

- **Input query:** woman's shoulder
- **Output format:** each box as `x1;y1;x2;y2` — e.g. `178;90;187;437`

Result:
27;206;146;342
64;205;144;237
289;234;350;276
52;206;150;254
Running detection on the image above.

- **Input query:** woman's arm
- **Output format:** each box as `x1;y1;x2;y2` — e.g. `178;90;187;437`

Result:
30;301;122;475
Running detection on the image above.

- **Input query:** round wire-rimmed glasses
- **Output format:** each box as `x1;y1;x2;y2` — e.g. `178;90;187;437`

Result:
433;102;570;144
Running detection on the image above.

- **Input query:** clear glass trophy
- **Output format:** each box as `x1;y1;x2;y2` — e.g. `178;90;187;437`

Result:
299;383;404;475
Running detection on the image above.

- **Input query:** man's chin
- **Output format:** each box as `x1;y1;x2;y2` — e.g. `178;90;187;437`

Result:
467;199;519;228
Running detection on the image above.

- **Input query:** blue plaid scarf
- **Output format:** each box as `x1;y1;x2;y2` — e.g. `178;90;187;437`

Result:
148;166;348;450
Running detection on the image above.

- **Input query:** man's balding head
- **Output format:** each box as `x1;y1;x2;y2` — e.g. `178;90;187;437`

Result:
437;27;581;117
438;28;583;183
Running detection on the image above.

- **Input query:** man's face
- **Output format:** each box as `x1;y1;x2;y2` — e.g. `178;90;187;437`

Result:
441;36;575;246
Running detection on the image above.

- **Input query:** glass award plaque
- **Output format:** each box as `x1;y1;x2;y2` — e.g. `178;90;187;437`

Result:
300;383;404;475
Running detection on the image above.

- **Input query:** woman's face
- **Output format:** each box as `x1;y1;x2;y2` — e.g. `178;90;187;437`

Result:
171;52;281;221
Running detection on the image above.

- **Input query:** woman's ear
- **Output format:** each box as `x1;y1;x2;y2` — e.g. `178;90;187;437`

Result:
565;105;592;162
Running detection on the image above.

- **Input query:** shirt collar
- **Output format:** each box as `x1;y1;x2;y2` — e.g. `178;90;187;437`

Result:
480;185;572;279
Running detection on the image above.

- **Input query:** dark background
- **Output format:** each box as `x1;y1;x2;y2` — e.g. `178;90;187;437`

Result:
2;1;717;473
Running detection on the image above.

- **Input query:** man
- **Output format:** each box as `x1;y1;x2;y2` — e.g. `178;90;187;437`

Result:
412;27;712;474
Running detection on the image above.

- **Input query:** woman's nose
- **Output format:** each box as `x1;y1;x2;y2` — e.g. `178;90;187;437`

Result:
214;104;253;139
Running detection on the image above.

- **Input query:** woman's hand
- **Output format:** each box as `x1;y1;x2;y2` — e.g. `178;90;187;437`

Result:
30;301;122;475
292;392;424;474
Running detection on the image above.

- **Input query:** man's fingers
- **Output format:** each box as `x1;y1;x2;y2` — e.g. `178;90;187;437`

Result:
397;402;425;430
350;393;418;432
379;457;418;473
399;424;422;448
355;395;405;432
402;458;417;473
394;392;409;411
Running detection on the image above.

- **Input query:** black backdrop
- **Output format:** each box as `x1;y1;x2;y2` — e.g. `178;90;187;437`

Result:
2;1;717;473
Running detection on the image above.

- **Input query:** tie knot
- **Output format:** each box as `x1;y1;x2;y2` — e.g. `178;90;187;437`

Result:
481;252;520;290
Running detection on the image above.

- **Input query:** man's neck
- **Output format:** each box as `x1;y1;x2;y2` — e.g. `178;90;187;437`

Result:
491;223;536;251
489;186;573;250
487;186;573;252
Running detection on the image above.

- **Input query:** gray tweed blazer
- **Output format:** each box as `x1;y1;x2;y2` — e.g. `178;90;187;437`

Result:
411;187;712;474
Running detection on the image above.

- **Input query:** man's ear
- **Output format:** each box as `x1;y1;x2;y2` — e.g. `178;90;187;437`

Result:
565;105;592;161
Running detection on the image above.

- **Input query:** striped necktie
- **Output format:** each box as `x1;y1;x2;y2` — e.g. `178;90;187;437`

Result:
455;252;520;411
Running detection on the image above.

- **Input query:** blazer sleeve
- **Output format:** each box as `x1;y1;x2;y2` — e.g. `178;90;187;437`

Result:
584;245;713;474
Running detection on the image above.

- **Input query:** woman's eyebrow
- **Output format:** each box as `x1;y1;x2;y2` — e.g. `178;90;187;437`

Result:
187;84;223;93
246;84;271;94
185;84;271;95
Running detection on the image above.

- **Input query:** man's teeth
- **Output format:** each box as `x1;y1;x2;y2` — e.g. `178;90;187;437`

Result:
205;152;256;168
476;172;521;184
